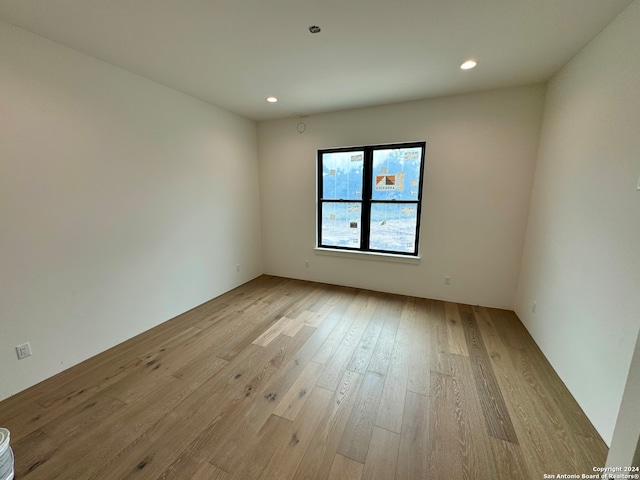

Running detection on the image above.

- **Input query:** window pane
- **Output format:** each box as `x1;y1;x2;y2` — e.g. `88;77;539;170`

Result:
369;203;418;253
322;151;364;200
321;202;362;248
371;147;422;201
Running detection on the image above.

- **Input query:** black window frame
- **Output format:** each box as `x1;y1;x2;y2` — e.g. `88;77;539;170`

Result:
317;141;426;256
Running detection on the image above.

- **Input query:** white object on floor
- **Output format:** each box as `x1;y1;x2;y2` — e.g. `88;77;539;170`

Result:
0;428;14;480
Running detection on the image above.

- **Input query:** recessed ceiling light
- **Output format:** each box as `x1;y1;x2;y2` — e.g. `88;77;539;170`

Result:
308;25;321;34
266;96;278;103
460;60;477;70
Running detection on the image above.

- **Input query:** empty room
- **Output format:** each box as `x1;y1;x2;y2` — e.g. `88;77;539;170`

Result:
0;1;639;479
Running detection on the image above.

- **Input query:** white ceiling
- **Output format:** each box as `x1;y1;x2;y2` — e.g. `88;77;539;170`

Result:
0;0;633;121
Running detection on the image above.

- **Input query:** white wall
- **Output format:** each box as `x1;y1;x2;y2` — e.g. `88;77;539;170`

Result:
258;85;545;309
0;21;263;400
515;0;640;445
607;329;640;468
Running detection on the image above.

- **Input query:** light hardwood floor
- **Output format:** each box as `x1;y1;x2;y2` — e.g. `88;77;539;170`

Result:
0;275;608;479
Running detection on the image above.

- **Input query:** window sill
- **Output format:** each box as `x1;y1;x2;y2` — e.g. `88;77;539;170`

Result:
314;247;421;264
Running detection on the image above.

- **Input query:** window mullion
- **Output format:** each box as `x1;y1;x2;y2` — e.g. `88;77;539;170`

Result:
361;148;373;250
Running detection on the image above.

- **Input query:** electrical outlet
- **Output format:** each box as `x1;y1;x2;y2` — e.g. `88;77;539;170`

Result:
16;342;32;360
305;260;309;268
236;264;240;272
444;276;451;285
532;301;537;313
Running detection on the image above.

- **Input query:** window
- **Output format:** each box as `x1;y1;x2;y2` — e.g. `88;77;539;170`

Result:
317;141;425;256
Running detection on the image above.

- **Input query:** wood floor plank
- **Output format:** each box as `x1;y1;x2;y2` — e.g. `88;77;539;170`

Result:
497;346;569;478
428;354;510;479
317;344;356;391
200;300;355;471
10;428;58;479
105;329;224;405
367;314;400;375
346;300;387;374
32;353;144;410
337;371;386;464
277;283;331;321
204;315;344;472
574;432;609;469
375;296;414;433
340;294;378;348
316;295;378;392
407;298;431;395
252;315;297;346
257;386;334;480
0;275;609;480
475;319;569;479
313;297;364;364
206;281;318;361
16;376;195;480
428;372;464;479
225;414;293;480
361;426;400;480
37;394;126;448
458;303;518;443
508;344;599;471
84;331;296;479
169;328;315;472
204;316;344;472
489;438;531;480
217;306;290;357
296;308;327;328
470;307;534;480
273;360;325;420
191;285;272;330
282;316;306;337
444;301;470;356
328;454;364;480
429;299;453;376
396;391;429;480
485;307;527;350
294;369;365;480
191;461;230;480
171;354;228;386
448;354;499;479
0;401;47;443
302;289;348;322
84;334;303;480
157;456;230;480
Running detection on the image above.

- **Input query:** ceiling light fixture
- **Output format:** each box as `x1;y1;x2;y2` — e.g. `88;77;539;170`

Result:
308;25;321;34
266;96;278;103
460;59;477;70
